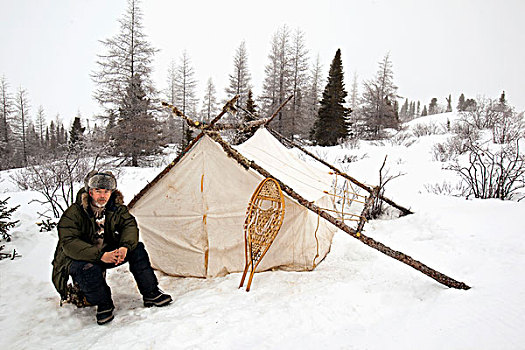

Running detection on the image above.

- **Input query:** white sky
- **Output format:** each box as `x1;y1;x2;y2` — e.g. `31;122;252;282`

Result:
1;0;524;127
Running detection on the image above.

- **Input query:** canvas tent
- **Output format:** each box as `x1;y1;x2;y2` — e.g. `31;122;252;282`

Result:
129;128;339;278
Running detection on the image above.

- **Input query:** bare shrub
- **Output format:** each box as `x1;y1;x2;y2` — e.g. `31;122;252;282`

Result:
389;131;415;146
424;181;467;196
432;136;473;162
411;121;444;137
341;154;358;163
10;148;105;218
341;137;360;149
492;109;524;145
449;140;525;201
459;96;499;130
369;156;404;219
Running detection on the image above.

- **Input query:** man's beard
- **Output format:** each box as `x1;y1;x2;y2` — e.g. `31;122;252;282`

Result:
93;199;108;208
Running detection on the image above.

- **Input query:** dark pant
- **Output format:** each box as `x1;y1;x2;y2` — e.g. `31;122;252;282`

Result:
69;242;158;307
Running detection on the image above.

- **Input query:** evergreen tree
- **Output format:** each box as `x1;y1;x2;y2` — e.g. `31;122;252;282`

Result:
0;76;14;170
499;91;506;105
409;101;416;119
226;41;252;108
245;89;258;117
49;120;58;154
0;197;19;242
171;51;198;148
311;49;350;146
457;93;466;111
234;89;259;144
69;116;85;146
304;55;323;140
92;0;158;158
26;121;40;159
360;52;399;137
428;98;438;115
14;87;31;166
92;0;157;114
399;98;409;121
421;105;428;116
200;78;219;123
117;73;160;166
289;28;310;139
446;94;452;112
35;106;46;147
464;98;477;111
261;25;293;135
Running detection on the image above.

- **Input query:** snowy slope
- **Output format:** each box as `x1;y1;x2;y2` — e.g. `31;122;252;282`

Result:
1;116;524;350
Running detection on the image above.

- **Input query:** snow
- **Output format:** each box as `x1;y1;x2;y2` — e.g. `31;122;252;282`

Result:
1;114;525;349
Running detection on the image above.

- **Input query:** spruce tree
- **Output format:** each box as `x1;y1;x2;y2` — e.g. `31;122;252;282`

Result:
311;49;350;146
0;197;19;242
117;73;160;166
457;93;466;111
92;0;159;161
428;98;438;115
234;89;259;144
69;116;85;146
499;91;506;105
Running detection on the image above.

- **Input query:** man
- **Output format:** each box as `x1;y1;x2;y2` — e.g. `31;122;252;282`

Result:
52;170;172;325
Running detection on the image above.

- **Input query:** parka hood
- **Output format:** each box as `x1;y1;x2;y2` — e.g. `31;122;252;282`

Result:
75;188;125;212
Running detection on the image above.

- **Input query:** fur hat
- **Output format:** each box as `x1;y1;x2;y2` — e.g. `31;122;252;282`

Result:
85;170;117;191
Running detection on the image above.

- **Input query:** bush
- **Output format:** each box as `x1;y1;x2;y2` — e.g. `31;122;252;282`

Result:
424;181;466;196
432;135;473;162
411;121;444;137
449;140;525;201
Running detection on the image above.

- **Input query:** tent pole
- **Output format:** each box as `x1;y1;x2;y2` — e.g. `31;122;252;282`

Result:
266;127;413;216
128;96;239;209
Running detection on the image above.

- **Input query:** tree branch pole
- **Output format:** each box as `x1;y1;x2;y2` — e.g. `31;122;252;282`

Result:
266;128;413;216
128;96;239;209
209;132;470;290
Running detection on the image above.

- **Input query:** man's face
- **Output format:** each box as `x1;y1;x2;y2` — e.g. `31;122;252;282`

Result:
89;188;112;207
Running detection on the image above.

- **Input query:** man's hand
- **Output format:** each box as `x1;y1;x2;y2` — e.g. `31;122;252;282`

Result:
101;247;128;265
101;250;119;264
116;247;128;265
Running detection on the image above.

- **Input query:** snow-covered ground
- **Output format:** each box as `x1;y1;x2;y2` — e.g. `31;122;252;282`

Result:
1;112;524;349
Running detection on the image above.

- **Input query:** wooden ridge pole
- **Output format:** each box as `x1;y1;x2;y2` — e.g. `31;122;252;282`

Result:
209;132;470;290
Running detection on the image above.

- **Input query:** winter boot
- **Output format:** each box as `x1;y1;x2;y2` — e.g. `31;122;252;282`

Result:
96;303;115;325
143;289;172;307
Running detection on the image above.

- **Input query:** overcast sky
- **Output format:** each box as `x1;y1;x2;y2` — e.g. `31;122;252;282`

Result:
1;0;524;127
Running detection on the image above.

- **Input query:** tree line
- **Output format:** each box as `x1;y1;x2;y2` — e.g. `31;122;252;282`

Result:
1;0;519;170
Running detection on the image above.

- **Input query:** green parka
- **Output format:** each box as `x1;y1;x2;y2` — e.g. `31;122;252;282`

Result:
51;188;139;299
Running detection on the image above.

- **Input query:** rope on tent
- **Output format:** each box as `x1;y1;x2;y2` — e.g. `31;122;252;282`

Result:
239;144;333;196
312;212;320;268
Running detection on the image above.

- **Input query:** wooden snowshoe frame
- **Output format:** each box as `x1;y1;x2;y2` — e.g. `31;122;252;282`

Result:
239;178;285;291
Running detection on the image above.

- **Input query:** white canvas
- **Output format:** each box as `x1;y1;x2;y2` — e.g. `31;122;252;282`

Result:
130;129;337;277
